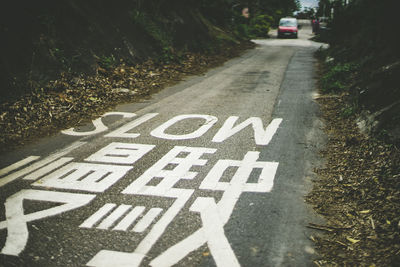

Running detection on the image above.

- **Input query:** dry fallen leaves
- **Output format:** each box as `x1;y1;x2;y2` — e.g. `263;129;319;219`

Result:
307;93;400;266
0;42;254;152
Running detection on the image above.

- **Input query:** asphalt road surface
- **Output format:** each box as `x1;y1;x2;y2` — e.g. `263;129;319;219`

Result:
0;21;326;266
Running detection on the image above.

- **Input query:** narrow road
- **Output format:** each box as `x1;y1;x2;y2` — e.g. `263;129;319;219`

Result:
0;21;325;266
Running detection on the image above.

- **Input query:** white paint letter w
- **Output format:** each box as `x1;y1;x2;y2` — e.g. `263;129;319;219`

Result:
212;117;282;146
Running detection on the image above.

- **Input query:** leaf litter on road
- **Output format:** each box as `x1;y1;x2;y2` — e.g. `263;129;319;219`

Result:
0;42;253;152
307;92;400;266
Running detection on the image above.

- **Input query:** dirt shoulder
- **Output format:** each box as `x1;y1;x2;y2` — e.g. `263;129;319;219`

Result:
0;42;254;153
307;91;400;266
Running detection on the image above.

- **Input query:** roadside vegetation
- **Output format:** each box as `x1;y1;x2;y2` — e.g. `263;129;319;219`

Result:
315;0;399;144
309;0;400;265
0;0;299;151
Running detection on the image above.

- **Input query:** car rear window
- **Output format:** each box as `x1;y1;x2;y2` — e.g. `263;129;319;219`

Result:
279;19;297;27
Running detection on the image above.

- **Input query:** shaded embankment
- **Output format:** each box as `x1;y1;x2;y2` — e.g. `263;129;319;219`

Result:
0;0;238;102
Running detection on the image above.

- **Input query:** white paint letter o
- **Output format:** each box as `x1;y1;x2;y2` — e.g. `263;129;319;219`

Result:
150;114;218;140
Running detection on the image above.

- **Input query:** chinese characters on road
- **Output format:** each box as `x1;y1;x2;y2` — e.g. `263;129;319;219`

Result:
0;112;282;266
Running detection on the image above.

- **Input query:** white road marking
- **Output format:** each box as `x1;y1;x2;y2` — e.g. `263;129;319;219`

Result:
150;151;278;266
0;189;95;256
80;203;117;229
0;141;85;187
150;227;204;267
33;163;132;193
113;206;146;231
23;157;73;180
200;157;278;193
62;112;136;136
105;113;159;138
97;204;132;230
87;146;215;267
85;142;155;165
132;208;163;233
212;117;282;146
150;114;218;140
0;156;39;177
122;146;215;195
87;191;193;267
0;113;284;264
190;197;240;267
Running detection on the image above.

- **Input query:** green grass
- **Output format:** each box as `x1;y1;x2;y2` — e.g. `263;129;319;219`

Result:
321;62;359;93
